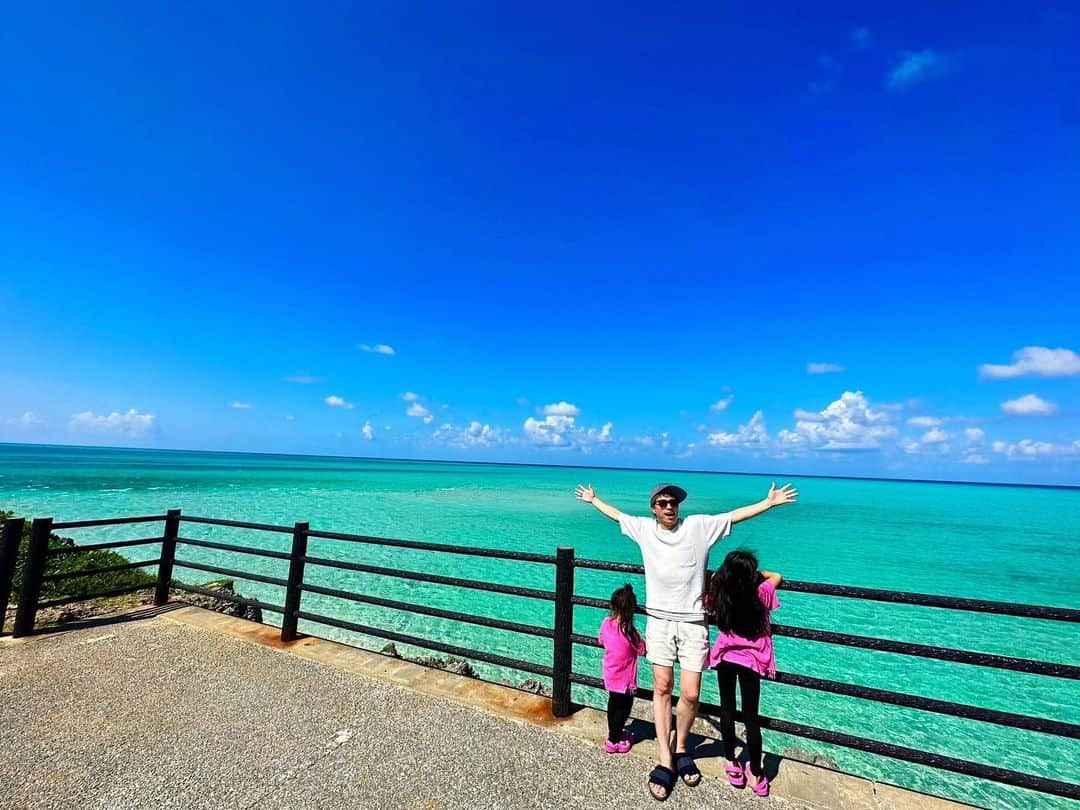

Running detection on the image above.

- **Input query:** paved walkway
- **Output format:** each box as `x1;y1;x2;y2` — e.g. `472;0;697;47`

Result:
0;607;805;810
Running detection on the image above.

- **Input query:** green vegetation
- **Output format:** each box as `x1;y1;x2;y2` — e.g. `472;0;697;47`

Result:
2;511;157;603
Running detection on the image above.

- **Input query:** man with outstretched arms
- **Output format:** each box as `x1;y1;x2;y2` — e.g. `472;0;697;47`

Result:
574;480;797;801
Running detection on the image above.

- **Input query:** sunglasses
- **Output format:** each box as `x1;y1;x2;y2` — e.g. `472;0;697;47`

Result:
653;498;679;509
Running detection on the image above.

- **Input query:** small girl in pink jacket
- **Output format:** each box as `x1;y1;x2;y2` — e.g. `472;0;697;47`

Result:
598;583;647;753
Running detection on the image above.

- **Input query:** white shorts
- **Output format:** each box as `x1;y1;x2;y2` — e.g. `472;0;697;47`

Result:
645;617;709;672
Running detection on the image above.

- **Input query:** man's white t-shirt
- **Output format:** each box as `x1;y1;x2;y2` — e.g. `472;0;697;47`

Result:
618;512;733;621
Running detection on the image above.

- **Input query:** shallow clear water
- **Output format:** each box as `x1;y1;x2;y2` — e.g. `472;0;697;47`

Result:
2;443;1077;808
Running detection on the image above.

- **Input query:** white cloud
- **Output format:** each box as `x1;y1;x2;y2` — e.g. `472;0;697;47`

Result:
920;427;950;444
407;402;434;424
286;415;296;421
964;427;984;442
541;401;581;417
523;405;612;448
778;391;897;451
634;432;672;451
359;343;396;355
230;402;252;410
906;416;942;428
711;395;735;412
401;392;420;402
708;411;768;448
900;427;952;455
961;452;989;465
979;347;1080;379
7;411;42;428
1001;394;1057;416
361;421;374;440
991;439;1058;461
587;422;614;443
433;421;505;448
283;375;321;384
69;409;155;437
524;414;575;446
887;50;952;90
325;395;355;410
807;363;845;375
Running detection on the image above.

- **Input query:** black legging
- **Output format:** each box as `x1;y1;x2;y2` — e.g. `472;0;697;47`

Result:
606;691;634;741
717;661;763;776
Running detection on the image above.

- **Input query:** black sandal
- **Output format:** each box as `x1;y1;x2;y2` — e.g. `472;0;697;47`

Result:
648;765;676;801
675;752;702;787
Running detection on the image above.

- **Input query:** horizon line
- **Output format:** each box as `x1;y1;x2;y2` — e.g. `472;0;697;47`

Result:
1;440;1076;492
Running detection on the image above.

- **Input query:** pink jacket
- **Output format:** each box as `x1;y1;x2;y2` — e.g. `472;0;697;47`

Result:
708;580;780;677
599;616;646;692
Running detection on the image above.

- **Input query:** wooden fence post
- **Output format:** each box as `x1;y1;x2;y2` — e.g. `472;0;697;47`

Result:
13;518;51;637
154;509;181;607
0;517;25;635
280;521;309;642
552;546;575;717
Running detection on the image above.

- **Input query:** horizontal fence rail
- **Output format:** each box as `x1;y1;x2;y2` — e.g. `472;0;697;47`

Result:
47;537;164;556
570;594;1078;678
295;609;555;678
50;515;166;530
302;554;557;602
569;631;1080;736
771;623;1080;679
171;582;286;615
36;583;156;611
176;536;292;561
172;558;289;588
41;559;161;583
575;557;1080;622
306;527;558;564
3;511;1078;804
181;515;294;533
299;581;556;639
781;580;1080;623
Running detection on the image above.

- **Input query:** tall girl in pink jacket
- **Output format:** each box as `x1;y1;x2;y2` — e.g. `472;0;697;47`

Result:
705;550;782;797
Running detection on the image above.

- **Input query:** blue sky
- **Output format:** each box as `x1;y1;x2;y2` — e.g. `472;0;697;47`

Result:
1;3;1077;485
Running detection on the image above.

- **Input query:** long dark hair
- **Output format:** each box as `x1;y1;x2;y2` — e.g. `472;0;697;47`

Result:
610;583;642;646
704;550;768;639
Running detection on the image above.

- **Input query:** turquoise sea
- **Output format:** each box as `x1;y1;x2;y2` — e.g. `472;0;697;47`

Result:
2;443;1077;809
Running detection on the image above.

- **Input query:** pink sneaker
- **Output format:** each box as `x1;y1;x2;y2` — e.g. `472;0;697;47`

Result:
725;762;746;788
619;731;636;748
604;738;631;754
746;763;770;797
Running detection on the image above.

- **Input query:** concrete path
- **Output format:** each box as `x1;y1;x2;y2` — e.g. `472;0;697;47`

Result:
0;607;806;810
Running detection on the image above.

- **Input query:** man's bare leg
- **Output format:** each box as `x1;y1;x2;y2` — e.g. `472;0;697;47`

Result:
649;663;675;798
673;668;703;784
675;668;702;752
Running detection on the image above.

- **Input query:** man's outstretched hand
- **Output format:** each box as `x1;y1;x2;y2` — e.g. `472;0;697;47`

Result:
767;482;798;506
575;484;596;503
